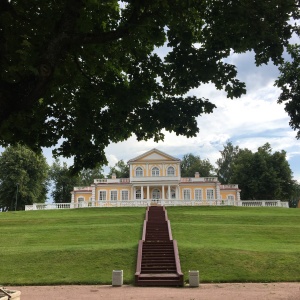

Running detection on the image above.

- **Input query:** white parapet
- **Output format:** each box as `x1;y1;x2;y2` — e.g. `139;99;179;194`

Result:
25;199;289;210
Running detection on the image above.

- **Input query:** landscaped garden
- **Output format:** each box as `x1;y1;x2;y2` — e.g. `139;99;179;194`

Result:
1;206;299;285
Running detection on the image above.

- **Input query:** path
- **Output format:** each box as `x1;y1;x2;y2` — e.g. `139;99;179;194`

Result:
7;283;300;300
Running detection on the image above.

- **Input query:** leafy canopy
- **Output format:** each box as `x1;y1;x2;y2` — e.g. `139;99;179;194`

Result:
276;44;300;139
108;160;129;178
181;153;215;177
0;0;298;172
227;143;295;200
0;144;48;210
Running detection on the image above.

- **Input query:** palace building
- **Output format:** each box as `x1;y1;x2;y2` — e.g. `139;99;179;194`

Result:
71;148;241;206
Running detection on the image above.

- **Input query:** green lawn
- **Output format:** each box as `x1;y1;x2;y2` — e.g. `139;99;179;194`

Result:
0;206;299;285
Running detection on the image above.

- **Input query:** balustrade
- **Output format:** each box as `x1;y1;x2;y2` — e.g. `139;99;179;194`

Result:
25;199;289;210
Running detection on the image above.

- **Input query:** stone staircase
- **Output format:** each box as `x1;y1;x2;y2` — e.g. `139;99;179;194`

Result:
135;206;184;286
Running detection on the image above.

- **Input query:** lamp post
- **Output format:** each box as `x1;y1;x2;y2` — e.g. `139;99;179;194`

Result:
15;183;19;211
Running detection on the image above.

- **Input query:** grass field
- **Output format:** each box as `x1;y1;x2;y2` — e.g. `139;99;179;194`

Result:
0;206;299;285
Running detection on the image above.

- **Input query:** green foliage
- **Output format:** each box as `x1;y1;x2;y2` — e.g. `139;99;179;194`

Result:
78;165;105;186
0;0;298;171
276;44;300;139
229;143;294;200
49;159;80;203
1;207;300;285
289;182;300;208
181;153;215;177
108;159;129;178
0;145;48;210
216;141;240;184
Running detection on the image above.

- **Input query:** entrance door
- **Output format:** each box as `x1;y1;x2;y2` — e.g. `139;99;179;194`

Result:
152;189;161;200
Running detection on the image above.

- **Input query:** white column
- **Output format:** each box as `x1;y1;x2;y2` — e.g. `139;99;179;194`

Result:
162;185;165;200
168;185;171;199
131;186;134;200
141;186;144;200
216;182;221;200
147;186;150;200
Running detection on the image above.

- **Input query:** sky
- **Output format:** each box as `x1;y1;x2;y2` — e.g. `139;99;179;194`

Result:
99;48;300;183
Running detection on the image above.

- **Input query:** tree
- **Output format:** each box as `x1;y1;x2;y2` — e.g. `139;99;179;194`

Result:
0;1;298;172
289;182;300;208
216;141;240;184
49;159;79;203
276;44;300;139
230;143;294;200
181;154;215;177
0;144;48;211
108;160;129;178
78;165;105;186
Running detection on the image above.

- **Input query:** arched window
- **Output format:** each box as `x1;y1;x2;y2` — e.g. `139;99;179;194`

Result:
152;189;160;199
77;197;84;203
167;166;175;176
152;167;160;176
136;167;143;177
227;195;234;201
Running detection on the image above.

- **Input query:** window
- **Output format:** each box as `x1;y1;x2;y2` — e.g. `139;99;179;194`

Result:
136;167;143;177
99;191;106;201
121;190;129;200
166;189;176;199
77;197;84;207
206;189;214;200
183;189;191;200
195;189;203;200
152;189;160;199
167;166;175;176
110;190;117;201
227;195;234;201
171;189;176;199
136;189;141;199
152;167;160;176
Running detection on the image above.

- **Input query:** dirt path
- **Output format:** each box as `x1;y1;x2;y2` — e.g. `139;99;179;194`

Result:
7;283;300;300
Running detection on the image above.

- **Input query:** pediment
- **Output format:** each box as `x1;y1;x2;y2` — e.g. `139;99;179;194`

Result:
128;148;180;163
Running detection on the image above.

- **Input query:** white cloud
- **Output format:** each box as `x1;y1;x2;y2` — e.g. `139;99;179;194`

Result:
102;57;300;183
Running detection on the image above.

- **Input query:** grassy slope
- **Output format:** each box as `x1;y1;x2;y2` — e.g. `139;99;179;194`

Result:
167;206;300;282
0;206;299;285
0;208;145;285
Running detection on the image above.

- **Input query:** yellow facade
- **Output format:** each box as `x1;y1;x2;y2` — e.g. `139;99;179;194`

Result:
71;148;241;204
